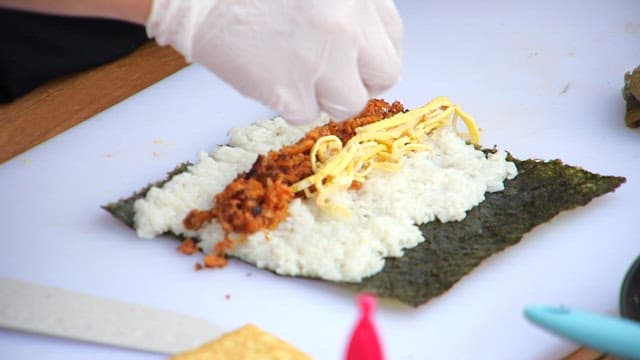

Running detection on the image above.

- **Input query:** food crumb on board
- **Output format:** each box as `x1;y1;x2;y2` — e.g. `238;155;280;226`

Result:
195;255;228;270
204;253;228;268
192;243;228;270
224;294;231;301
177;238;198;255
559;82;571;95
153;139;163;144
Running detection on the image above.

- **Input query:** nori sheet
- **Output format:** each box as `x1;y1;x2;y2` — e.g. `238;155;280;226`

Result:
103;162;191;228
103;156;625;307
623;65;640;128
351;157;625;306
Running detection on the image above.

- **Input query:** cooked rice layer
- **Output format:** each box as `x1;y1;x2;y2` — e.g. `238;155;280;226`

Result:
134;115;517;282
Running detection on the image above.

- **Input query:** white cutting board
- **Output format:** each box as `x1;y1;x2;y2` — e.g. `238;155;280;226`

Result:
1;1;639;359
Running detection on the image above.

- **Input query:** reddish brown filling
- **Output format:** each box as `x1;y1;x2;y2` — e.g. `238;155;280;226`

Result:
176;238;198;255
183;99;405;246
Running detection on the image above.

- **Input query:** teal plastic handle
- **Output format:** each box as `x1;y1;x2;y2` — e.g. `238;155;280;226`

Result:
524;305;640;360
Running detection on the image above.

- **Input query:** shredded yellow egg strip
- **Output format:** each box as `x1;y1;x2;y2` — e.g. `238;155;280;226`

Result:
291;96;481;217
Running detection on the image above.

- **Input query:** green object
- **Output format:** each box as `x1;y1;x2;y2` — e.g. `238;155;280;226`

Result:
623;65;640;128
103;155;625;307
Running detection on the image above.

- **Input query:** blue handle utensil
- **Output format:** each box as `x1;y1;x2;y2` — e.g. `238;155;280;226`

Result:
524;306;640;360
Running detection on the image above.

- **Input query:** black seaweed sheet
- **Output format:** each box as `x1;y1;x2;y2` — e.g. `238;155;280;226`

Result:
623;65;640;128
103;156;625;307
351;157;625;306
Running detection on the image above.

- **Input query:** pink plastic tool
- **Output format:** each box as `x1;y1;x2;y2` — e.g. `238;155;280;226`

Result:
345;293;384;360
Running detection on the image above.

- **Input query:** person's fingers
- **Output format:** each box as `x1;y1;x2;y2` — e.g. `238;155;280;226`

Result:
357;24;401;95
174;0;403;124
267;81;320;125
371;0;403;55
315;43;369;121
356;0;402;96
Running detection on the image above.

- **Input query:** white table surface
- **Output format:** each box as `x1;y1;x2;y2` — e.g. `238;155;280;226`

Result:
2;1;640;359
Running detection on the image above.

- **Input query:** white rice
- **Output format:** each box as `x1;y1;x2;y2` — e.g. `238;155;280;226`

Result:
134;116;517;282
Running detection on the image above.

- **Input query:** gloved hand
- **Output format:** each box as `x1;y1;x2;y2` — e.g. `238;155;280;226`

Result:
146;0;402;124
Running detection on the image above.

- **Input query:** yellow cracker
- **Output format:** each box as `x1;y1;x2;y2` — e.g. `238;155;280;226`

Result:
170;324;311;360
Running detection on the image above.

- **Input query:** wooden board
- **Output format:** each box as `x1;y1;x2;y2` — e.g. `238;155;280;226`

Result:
0;42;187;164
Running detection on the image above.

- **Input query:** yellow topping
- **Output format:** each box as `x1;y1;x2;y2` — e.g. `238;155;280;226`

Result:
291;96;481;217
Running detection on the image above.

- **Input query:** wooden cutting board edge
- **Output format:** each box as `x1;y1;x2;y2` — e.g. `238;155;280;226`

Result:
0;42;188;164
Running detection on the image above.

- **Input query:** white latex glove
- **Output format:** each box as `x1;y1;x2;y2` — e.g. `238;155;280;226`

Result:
146;0;402;124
